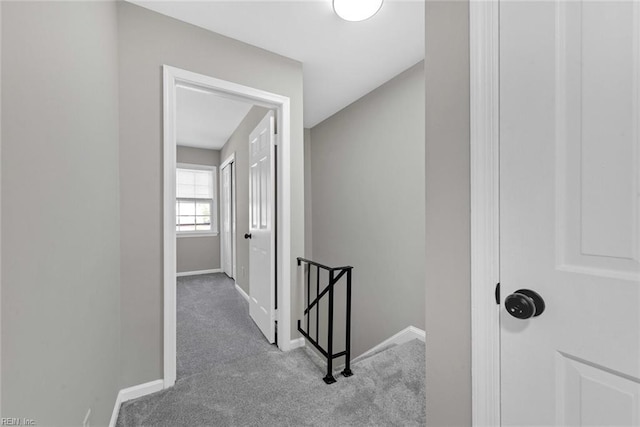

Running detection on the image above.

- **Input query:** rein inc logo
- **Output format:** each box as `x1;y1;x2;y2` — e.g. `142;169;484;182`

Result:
1;419;36;426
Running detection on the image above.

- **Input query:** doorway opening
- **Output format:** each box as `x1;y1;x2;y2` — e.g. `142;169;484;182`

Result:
163;65;293;388
220;153;236;281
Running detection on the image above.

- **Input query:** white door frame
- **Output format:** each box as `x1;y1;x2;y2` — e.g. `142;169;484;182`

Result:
220;152;237;280
163;65;293;388
470;1;501;425
0;3;4;415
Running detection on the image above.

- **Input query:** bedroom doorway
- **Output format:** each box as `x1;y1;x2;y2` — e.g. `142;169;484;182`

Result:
163;65;293;388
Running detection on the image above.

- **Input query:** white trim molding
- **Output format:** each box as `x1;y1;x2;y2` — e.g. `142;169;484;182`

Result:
234;283;250;302
109;380;164;427
176;268;222;277
470;0;501;426
163;65;178;388
176;232;219;238
289;337;306;350
163;65;294;389
220;152;236;170
313;326;424;375
354;326;425;362
0;2;3;415
276;99;293;352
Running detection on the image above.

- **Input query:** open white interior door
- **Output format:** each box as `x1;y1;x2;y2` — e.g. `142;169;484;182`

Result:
500;1;640;425
247;111;276;343
221;162;233;278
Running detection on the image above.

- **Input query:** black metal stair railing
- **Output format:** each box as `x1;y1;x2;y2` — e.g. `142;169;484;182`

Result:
297;257;353;384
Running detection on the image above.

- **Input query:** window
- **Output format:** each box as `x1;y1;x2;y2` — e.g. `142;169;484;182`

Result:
176;164;217;235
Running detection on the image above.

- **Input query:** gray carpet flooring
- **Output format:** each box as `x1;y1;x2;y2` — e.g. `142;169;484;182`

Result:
176;273;272;380
117;273;426;426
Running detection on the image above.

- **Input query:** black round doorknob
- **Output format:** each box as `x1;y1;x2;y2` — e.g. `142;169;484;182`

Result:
505;289;545;319
244;233;252;239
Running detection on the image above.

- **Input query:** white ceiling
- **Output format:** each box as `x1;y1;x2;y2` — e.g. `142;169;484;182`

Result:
128;0;425;128
176;86;253;150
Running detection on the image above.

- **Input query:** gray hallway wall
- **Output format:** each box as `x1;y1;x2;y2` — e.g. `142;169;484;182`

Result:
304;128;313;259
424;1;472;425
117;2;304;388
309;62;426;361
176;146;221;274
1;2;121;425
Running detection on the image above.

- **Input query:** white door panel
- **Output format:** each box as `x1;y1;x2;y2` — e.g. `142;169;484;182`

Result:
500;1;640;425
221;163;233;278
248;111;276;343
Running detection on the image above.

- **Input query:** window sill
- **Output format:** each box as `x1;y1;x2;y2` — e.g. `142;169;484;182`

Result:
177;232;219;238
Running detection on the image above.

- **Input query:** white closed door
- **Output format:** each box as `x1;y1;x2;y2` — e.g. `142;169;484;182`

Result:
221;162;233;278
248;111;276;343
500;1;640;425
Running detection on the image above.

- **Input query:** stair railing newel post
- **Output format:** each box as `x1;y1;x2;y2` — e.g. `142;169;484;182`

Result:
342;268;353;377
296;257;353;384
316;266;320;342
324;269;336;384
306;262;311;335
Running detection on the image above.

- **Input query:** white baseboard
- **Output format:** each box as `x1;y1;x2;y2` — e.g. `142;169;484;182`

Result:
176;268;221;277
109;379;164;427
355;325;425;362
234;283;250;302
289;337;305;350
307;325;425;375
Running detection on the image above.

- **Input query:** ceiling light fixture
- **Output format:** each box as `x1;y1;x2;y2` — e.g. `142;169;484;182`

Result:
333;0;383;22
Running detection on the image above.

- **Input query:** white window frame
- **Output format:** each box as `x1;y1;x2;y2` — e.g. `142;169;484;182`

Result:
176;162;218;238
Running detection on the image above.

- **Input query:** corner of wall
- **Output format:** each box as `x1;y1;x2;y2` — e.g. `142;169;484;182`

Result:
424;1;472;426
303;128;312;259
